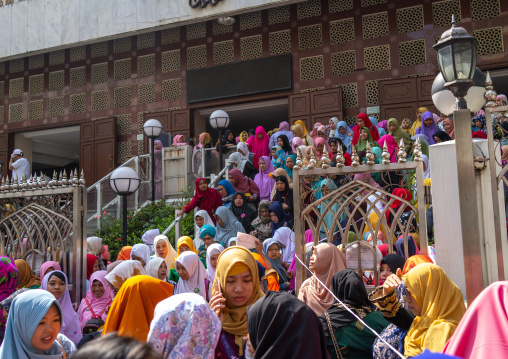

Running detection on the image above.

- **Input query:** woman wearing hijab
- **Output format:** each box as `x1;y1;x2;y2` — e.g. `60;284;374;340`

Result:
246;126;270;170
273;227;295;266
442;118;455;139
228;152;257;179
196;224;217;261
410;107;428;136
216;129;236;153
14;259;41;290
179;177;222;223
129;243;151;267
388;118;412;154
272;175;294;218
415;112;439;145
377;134;399;163
102;275;173;342
395;236;418;258
355;127;380;154
472;109;488;135
77;270;113;331
380;254;406;284
148;293;222;359
0;257;19;342
291;136;305;153
209;246;265;357
328;117;339;138
262;238;290;291
335;121;354;153
228;169;260;208
433;130;452;143
205;243;224;283
314;137;332;161
172;135;187;146
194;209;215;249
291;121;314;147
443;281;508;359
237;141;255;163
285;154;296;180
318;178;339;237
254;156;275;201
269;121;294;150
146;257;169;282
230;191;257;233
402;255;434;275
298;242;347;316
319;270;390;359
153;234;178;270
116;246;132;261
217;179;236;208
276;134;293;155
41;271;82;345
214;206;246;247
248;291;330;359
353;113;380;146
251;201;272;241
174;251;208;300
370;263;466;357
401;118;412;135
104;260;147;294
39;261;62;281
0;289;77;358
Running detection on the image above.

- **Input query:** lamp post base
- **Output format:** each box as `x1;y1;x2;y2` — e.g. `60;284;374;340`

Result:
122;195;128;247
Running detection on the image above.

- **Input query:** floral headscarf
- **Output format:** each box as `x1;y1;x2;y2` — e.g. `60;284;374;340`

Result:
271;146;287;168
148;293;222;359
0;257;18;302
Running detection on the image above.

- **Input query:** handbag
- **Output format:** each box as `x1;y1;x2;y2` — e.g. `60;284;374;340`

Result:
82;297;111;334
324;312;344;359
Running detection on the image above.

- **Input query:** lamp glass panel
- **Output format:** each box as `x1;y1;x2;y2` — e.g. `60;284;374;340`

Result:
437;45;455;83
453;42;473;80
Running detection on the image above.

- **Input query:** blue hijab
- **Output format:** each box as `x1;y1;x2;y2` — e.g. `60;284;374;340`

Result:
395;235;417;258
218;179;236;208
262;238;289;283
269;202;291;235
214;206;245;247
0;289;66;359
335;121;353;152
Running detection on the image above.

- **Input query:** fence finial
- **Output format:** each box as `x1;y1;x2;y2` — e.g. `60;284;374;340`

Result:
413;137;423;162
79;169;86;187
294;147;303;170
397;138;407;163
307;148;317;169
321;146;331;169
351;144;360;166
382;141;391;164
336;146;345;167
366;142;375;165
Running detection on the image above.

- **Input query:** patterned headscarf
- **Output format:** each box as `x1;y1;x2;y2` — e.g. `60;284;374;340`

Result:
148;293;222;359
0;257;18;302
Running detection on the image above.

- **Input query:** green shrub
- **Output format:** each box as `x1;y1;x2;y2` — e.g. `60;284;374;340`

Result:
95;186;195;260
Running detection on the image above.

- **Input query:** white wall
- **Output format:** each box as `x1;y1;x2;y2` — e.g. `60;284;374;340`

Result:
0;0;301;60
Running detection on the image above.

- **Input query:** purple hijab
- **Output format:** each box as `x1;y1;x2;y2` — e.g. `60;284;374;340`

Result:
416;111;439;145
254;156;275;201
377;120;388;130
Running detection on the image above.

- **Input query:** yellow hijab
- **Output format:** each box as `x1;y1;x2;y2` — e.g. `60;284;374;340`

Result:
293;120;310;136
171;236;197;269
410;107;428;136
401;118;412;134
213;246;264;354
239;131;249;142
402;263;466;357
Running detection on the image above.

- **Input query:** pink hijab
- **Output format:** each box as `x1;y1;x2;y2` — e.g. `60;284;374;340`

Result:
443;281;508;359
291;136;304;153
229;168;259;196
314;137;332;160
39;261;62;279
254;156;275;201
247;126;270;169
77;270;114;330
377;134;399;163
172;135;187;146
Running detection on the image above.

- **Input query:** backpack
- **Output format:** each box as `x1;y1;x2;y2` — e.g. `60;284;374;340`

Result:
82;297;111;335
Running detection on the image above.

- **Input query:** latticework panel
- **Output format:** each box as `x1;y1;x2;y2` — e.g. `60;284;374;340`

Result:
28;74;44;95
344;115;357;126
137;32;156;50
213;21;233;36
362;12;388;40
269;30;292;56
397;6;424;34
138;83;156;105
364;45;390;72
186;22;206;41
162;50;181;73
9;78;24;98
401;73;427;78
91;90;109;111
114;87;132;108
187;45;207;69
241;35;263;60
473;27;504;56
9;59;24;73
268;5;290;25
331;50;356;77
330;18;355;45
70;93;86;114
29;54;44;70
399;39;426;67
300;56;324;82
114;59;131;81
336;82;358;108
162;78;181;101
329;0;353;13
300;87;325;93
8;103;23;123
299;24;322;50
137;55;156;77
432;0;461;28
91;41;109;58
0;106;4;124
117;141;132;164
137;111;147;133
0;82;3;101
28;100;43;121
70;67;86;88
91;63;109;85
49;71;65;92
471;0;500;21
213;41;234;65
49;50;65;66
240;11;262;30
49;96;64;117
116;114;132;135
70;46;86;62
114;37;131;54
0;63;5;76
365;78;390;106
297;0;321;20
161;28;180;45
361;0;386;6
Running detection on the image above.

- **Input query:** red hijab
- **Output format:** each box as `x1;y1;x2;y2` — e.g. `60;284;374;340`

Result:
472;131;487;139
247;126;270;169
86;254;97;280
352;113;380;145
189;177;222;222
387;188;412;225
229;169;259;196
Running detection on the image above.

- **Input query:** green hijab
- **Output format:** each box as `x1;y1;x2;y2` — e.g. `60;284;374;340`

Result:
355;127;380;152
388;118;412;153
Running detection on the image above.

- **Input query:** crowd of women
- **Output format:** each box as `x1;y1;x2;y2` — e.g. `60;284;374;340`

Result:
1;102;508;359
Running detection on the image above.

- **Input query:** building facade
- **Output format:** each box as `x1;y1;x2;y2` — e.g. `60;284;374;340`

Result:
0;0;506;183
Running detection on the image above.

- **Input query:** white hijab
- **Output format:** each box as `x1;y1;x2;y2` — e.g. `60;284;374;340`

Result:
86;236;103;256
153;235;178;269
130;243;151;267
273;227;295;265
205;243;224;281
174;252;207;300
421;154;431;179
194;209;215;249
146;257;165;280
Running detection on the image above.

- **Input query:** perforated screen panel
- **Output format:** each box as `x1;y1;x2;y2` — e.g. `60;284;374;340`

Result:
186;54;292;103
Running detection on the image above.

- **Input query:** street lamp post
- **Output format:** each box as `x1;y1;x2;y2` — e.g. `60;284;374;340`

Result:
110;167;140;247
209;110;230;171
433;16;483;303
143;119;162;202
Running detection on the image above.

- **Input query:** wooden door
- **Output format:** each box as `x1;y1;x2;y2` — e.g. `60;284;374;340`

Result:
0;134;9;178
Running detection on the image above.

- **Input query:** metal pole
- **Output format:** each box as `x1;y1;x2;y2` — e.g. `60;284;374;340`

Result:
454;108;484;305
122;195;128;247
218;129;223;172
151;138;155;202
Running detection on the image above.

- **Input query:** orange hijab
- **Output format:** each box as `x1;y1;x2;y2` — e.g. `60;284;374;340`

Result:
117;246;132;261
102;275;173;341
402;254;434;275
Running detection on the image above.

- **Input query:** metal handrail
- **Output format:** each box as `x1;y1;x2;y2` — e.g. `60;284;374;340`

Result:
210;163;231;188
